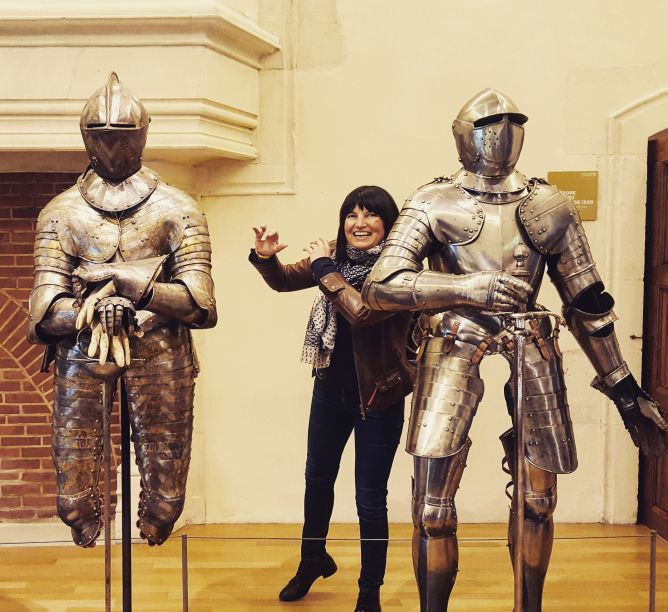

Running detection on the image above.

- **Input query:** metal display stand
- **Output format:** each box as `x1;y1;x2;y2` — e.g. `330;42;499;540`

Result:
99;379;133;612
496;308;562;611
121;382;133;612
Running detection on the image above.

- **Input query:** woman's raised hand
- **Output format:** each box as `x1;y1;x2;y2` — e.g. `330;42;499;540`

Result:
303;238;332;264
252;225;287;257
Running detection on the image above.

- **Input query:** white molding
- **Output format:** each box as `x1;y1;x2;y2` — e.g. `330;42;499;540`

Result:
0;1;280;68
199;0;296;196
0;98;259;163
608;88;668;156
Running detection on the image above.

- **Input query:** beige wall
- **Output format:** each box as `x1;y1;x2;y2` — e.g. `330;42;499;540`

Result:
195;0;668;526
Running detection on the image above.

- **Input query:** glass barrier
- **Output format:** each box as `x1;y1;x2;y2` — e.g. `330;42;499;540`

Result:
0;524;664;611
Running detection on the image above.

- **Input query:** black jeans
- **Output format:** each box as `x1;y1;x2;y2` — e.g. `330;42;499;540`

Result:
301;376;404;591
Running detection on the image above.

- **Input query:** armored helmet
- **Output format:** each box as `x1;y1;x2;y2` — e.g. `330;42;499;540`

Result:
452;89;527;177
80;72;150;181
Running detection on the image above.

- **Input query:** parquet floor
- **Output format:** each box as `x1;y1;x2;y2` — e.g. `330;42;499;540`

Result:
0;523;664;611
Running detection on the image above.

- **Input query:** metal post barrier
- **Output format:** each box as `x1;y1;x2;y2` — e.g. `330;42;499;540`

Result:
649;530;657;612
182;534;189;612
121;382;132;612
102;382;112;612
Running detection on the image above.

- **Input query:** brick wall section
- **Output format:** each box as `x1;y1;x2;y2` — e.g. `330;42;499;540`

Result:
0;173;120;523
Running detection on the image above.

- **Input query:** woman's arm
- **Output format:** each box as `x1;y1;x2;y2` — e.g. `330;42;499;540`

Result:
249;251;316;292
249;225;316;291
306;241;393;329
319;271;394;328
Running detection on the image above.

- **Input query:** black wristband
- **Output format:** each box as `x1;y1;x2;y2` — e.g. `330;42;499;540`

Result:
311;257;337;282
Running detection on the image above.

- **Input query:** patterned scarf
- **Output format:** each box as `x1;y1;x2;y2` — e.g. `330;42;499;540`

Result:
301;242;384;368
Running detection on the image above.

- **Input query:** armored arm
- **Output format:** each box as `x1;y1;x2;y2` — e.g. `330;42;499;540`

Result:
362;191;530;312
149;198;217;328
563;281;667;455
27;206;78;344
538;184;667;455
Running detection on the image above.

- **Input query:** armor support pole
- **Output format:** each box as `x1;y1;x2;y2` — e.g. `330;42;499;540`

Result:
102;381;112;612
182;534;189;612
513;325;526;612
650;531;657;612
121;382;132;612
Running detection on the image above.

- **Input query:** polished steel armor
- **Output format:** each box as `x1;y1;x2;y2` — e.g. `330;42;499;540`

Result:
80;72;149;184
28;73;216;547
362;89;667;611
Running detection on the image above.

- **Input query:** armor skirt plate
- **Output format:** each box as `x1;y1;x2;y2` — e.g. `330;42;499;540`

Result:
407;333;577;474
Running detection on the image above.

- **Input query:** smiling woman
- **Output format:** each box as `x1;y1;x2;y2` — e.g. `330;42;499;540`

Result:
248;185;416;612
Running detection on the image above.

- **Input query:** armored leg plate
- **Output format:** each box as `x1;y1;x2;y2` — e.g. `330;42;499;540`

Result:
125;325;195;545
501;429;557;611
411;442;471;611
503;339;577;474
407;339;483;458
53;352;108;547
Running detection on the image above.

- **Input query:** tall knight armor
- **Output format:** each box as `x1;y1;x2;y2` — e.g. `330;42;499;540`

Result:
27;73;217;547
362;89;668;610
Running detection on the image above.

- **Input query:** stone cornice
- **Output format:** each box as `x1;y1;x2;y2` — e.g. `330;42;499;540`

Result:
0;98;258;163
0;1;280;68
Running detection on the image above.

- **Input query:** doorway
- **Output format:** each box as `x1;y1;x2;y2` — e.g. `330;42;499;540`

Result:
639;129;668;539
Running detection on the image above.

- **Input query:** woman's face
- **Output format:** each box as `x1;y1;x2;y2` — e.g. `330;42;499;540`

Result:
344;205;385;250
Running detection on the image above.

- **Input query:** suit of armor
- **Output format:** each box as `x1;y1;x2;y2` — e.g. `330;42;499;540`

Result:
27;74;216;547
362;89;667;610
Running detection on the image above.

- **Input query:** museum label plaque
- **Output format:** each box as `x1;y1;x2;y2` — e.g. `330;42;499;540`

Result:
547;170;598;221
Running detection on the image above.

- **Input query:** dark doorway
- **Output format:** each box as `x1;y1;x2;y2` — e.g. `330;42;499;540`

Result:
639;129;668;538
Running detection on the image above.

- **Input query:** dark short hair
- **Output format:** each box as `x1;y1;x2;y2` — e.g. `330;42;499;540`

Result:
335;185;399;261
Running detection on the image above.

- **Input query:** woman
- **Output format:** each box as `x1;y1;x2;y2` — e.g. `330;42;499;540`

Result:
249;186;414;612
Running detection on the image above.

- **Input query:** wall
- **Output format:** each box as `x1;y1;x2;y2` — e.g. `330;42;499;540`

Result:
196;0;668;526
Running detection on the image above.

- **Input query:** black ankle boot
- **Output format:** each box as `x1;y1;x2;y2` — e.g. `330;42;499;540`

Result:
278;552;337;602
354;589;381;611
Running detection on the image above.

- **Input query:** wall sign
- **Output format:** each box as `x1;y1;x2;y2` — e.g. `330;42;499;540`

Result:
547;171;598;221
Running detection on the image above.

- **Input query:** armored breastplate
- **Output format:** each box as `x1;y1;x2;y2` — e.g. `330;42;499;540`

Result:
428;188;547;338
432;199;545;293
54;182;188;265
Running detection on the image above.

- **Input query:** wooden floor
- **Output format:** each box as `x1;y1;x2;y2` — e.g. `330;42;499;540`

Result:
0;523;665;611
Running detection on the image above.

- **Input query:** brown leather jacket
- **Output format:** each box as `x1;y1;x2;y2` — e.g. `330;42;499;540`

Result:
250;250;415;413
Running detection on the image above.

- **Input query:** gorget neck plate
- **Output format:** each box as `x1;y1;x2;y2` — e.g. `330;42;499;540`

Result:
450;167;528;195
78;165;159;213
